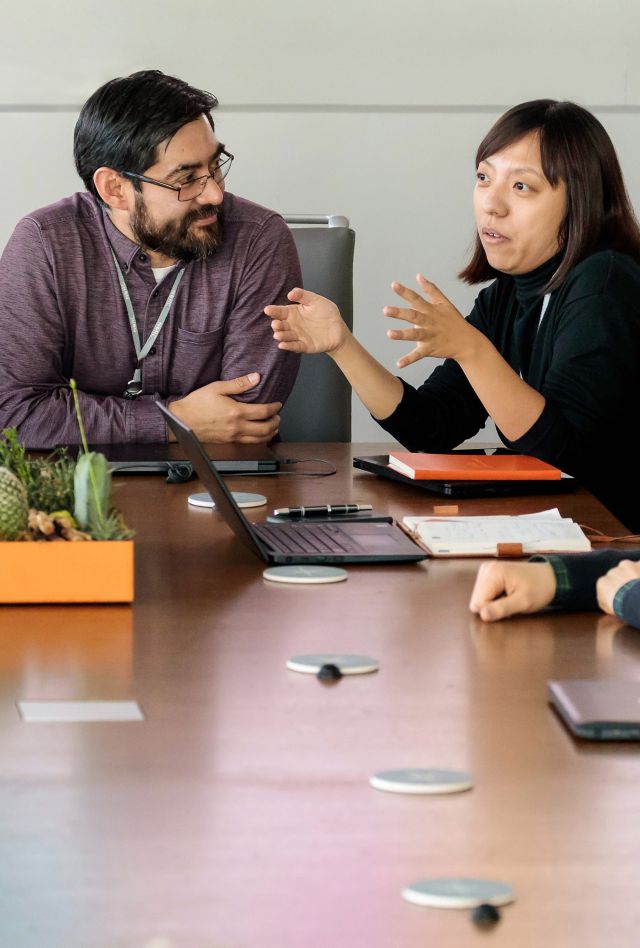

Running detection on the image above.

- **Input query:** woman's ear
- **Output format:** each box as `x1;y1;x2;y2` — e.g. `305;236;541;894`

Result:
93;167;130;210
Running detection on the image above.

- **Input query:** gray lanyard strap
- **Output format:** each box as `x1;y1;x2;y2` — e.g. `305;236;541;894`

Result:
111;250;184;393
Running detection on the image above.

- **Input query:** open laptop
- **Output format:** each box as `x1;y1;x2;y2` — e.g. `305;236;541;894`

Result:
158;404;426;565
354;454;577;498
63;441;280;475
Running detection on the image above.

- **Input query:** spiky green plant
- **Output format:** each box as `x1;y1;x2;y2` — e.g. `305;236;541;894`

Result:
0;465;29;540
0;428;75;510
70;380;134;540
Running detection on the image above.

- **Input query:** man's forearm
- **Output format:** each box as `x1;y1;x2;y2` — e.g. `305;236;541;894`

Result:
0;386;167;449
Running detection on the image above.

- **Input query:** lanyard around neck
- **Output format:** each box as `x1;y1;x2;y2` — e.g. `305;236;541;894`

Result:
111;250;185;396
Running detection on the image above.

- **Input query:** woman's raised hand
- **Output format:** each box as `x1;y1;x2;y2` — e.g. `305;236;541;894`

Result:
384;274;479;368
265;288;349;355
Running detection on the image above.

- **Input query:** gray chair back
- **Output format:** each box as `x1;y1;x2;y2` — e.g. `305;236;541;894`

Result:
279;215;355;442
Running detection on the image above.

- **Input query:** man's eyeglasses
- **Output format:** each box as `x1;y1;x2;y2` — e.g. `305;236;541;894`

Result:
123;149;234;202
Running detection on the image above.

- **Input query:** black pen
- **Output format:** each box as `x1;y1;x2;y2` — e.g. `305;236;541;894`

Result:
273;503;373;517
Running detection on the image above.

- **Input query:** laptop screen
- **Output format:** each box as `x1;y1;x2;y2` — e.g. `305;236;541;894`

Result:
157;404;270;561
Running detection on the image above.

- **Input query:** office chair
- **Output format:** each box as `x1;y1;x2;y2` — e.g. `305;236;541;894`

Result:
278;215;355;442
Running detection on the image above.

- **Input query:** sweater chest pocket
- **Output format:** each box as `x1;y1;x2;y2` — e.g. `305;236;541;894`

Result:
168;325;224;393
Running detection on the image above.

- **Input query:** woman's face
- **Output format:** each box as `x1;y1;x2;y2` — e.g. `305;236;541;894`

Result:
473;130;567;275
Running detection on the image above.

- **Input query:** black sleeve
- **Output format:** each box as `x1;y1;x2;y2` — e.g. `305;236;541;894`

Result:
531;549;640;611
616;582;640;628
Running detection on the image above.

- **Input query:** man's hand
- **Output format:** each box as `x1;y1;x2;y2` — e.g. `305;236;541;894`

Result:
469;561;558;621
596;560;640;616
265;287;349;355
384;274;482;368
168;372;281;443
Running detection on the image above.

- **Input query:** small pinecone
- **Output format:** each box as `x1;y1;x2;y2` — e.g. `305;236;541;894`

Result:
0;466;29;540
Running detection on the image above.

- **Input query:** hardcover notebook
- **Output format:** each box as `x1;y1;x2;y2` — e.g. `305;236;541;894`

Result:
548;680;640;740
388;451;562;481
353;455;576;499
402;509;591;557
157;404;426;565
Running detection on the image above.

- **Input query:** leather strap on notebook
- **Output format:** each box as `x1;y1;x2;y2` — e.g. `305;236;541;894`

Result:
579;524;640;544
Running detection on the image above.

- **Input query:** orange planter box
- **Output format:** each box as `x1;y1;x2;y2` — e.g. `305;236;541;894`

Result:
0;541;134;603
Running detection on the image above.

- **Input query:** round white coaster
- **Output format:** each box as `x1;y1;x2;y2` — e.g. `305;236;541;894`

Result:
370;768;473;795
187;491;267;509
263;566;348;585
402;878;515;909
286;654;379;675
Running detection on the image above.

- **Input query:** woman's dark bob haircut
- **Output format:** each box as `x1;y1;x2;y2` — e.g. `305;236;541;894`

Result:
459;99;640;292
74;70;218;203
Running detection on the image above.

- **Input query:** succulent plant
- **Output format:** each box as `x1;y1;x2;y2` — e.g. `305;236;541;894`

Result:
0;427;74;511
0;385;133;543
70;380;133;541
73;450;112;531
0;465;29;540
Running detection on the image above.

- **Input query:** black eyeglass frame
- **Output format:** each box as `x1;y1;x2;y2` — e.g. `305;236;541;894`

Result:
122;150;234;201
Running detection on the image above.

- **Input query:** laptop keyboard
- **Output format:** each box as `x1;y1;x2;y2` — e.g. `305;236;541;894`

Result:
253;522;362;555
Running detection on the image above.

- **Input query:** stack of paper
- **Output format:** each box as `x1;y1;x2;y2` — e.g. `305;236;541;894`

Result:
402;508;591;557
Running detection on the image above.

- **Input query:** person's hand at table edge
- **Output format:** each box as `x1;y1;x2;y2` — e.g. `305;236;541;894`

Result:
469;561;558;621
596;560;640;616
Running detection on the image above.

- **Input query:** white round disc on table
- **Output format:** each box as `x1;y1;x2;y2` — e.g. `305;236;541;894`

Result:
187;491;267;509
402;878;515;909
286;654;379;675
263;566;348;585
370;768;473;795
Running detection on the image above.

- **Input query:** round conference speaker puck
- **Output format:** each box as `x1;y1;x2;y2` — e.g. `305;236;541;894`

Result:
286;654;379;675
187;491;267;509
369;768;474;795
402;878;515;909
263;566;348;585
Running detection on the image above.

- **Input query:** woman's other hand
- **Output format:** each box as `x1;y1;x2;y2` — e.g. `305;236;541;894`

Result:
385;274;481;368
265;288;349;355
469;561;558;621
596;560;640;615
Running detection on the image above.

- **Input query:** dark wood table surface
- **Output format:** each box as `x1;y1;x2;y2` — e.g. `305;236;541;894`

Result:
2;443;640;948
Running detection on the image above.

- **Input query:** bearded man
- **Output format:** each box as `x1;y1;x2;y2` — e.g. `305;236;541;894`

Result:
0;70;300;447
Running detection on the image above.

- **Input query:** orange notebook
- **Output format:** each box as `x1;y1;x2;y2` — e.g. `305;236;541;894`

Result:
387;452;562;481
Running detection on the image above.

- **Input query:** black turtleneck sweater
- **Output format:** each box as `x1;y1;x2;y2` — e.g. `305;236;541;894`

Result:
378;250;640;531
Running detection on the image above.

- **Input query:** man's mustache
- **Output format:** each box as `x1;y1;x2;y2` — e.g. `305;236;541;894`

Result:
186;204;222;226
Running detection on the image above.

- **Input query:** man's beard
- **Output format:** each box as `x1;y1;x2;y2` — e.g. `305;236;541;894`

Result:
130;194;223;262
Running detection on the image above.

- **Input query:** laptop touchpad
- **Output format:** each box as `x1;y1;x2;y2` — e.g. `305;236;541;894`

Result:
345;523;408;550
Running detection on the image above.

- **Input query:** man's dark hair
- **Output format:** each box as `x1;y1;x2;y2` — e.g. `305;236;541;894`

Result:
74;69;218;202
459;99;640;291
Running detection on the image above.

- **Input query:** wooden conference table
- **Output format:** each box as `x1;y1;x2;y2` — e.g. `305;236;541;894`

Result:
2;443;640;948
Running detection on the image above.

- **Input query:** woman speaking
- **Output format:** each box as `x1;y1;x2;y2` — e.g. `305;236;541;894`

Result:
265;100;640;531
